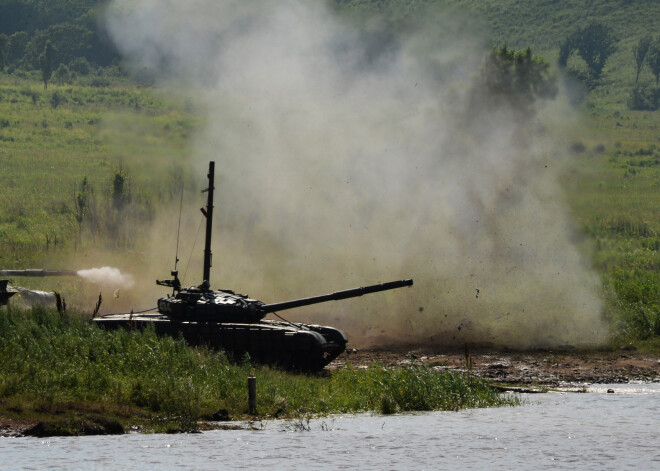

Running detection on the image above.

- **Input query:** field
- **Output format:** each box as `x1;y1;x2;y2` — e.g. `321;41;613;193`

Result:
564;108;660;342
0;74;196;267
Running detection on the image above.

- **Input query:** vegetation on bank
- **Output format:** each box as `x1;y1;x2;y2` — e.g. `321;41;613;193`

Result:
0;306;516;434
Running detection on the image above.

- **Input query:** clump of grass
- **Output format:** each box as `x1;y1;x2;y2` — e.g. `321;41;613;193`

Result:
332;363;514;414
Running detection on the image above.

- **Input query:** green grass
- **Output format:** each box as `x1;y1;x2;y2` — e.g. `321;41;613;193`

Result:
0;306;515;433
0;76;197;267
562;109;660;342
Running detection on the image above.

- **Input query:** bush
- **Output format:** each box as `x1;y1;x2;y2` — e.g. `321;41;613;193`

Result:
570;140;586;153
49;91;65;109
68;57;91;76
53;64;71;84
628;86;660;111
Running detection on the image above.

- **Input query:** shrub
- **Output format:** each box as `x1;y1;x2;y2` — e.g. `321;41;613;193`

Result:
53;64;71;84
49;91;64;109
570;141;586;153
628;86;660;111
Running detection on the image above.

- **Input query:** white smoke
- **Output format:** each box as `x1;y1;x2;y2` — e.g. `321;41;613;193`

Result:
104;0;607;348
77;267;135;289
13;287;57;308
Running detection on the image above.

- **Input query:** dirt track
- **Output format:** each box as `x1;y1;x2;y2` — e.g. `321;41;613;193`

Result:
330;348;660;386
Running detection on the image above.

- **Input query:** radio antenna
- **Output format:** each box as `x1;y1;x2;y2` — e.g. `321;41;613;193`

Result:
174;178;184;271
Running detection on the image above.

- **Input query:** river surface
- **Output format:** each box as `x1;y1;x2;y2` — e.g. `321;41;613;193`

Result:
1;383;658;470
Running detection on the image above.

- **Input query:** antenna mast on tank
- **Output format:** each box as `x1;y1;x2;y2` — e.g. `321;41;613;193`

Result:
201;161;215;287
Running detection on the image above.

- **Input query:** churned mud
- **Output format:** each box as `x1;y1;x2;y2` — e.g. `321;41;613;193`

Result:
331;348;660;387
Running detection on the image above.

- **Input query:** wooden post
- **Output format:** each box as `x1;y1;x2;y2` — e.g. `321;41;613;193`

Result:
248;376;257;415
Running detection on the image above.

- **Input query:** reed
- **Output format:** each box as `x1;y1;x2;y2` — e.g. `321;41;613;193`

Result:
0;306;516;432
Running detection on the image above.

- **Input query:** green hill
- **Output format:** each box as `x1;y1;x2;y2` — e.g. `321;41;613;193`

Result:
335;0;660;107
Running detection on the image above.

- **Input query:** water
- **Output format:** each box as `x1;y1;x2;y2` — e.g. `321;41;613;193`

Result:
1;383;658;471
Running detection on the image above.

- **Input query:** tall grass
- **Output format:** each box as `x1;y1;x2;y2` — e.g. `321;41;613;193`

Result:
0;306;515;431
0;76;197;267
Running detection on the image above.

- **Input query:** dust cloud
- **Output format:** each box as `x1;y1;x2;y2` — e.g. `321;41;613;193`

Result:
77;267;135;289
103;0;607;349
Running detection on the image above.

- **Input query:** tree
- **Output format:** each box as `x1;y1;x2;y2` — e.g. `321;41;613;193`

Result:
633;35;652;84
0;33;7;68
647;38;660;87
112;168;130;210
560;22;618;81
6;30;27;66
74;176;90;240
25;23;92;69
39;40;56;90
471;45;557;119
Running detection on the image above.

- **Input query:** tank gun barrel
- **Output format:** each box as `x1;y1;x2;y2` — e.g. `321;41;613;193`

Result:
262;278;413;313
0;269;79;277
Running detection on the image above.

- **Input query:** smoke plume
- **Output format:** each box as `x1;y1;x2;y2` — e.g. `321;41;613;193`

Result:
77;267;135;289
104;0;607;349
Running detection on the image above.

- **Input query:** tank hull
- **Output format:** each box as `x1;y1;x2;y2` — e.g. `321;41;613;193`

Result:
93;314;347;371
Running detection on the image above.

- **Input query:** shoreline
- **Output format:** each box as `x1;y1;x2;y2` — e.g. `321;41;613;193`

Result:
2;348;657;438
331;348;660;386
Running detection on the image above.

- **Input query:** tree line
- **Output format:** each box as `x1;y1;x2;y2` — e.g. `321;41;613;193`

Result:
0;0;119;86
0;0;658;109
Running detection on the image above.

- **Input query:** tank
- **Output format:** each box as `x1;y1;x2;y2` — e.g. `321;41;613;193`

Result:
94;161;413;371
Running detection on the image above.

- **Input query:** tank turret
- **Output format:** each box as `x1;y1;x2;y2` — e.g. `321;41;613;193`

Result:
156;276;412;323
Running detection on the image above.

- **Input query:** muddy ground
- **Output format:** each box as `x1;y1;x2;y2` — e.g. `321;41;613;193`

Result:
330;348;660;387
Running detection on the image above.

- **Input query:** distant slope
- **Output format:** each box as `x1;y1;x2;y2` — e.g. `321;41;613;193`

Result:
336;0;660;105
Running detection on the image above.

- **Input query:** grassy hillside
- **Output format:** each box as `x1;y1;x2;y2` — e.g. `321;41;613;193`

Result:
564;109;660;342
0;76;196;267
337;0;660;108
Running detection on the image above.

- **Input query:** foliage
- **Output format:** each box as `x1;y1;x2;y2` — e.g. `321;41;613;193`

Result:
6;31;28;66
633;35;652;84
0;0;118;71
564;109;660;343
471;45;557;118
39;40;55;90
25;23;92;70
74;175;90;239
628;85;659;111
111;167;129;210
0;33;8;68
559;21;618;81
0;306;515;431
647;38;660;86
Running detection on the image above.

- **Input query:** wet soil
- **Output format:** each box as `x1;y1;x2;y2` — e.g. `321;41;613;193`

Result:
331;348;660;387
